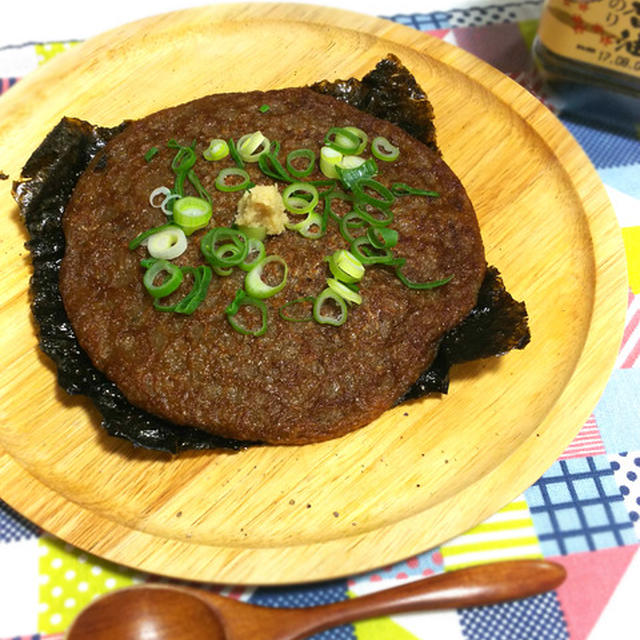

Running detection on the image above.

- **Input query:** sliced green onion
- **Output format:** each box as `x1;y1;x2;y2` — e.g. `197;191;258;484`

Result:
278;297;314;322
286;149;316;178
371;136;400;162
336;157;378;190
324;126;361;154
142;259;183;299
282;182;319;214
394;260;454;290
352;178;394;208
167;139;211;205
338;209;367;243
341;126;368;155
239;237;266;271
228;138;245;168
339;155;365;170
366;226;398;249
225;289;268;336
319;146;343;179
200;227;249;272
259;104;270;113
245;255;288;299
327;278;362;305
353;200;394;227
323;188;354;222
150;186;181;216
391;183;440;198
313;288;348;326
153;265;212;314
175;265;212;314
215;167;252;192
167;139;197;198
285;210;325;238
172;196;212;235
203;139;229;162
149;186;171;208
144;147;159;162
325;126;368;155
146;225;188;259
350;235;397;265
129;222;176;250
327;249;365;283
237;131;270;163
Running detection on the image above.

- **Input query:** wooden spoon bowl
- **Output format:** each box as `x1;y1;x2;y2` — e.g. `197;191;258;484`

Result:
66;559;566;640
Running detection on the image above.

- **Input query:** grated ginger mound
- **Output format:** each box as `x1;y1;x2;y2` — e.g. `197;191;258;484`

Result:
235;184;288;235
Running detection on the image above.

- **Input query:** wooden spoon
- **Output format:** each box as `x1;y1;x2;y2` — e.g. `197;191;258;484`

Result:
66;559;565;640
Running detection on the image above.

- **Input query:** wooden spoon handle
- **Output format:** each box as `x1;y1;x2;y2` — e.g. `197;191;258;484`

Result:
279;559;565;640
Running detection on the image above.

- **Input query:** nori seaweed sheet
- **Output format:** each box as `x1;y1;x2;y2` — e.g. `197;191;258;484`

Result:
310;54;438;153
13;57;529;452
13;118;250;453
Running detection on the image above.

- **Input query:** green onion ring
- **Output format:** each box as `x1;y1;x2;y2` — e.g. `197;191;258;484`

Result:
237;131;270;163
257;141;295;183
129;222;176;250
350;235;397;265
341;126;368;155
146;225;188;259
167;140;197;200
327;278;362;305
278;296;314;322
352;201;394;227
327;248;365;283
149;186;171;208
152;265;212;315
371;136;400;162
285;210;325;238
324;127;362;154
282;183;319;214
176;266;212;314
142;259;183;299
228;138;245;168
352;178;395;208
203;139;229;161
391;183;440;198
245;255;288;299
215;167;252;192
239;237;266;272
319;146;343;179
394;260;454;290
323;189;354;222
200;227;249;271
336;158;378;190
338;210;368;243
225;289;268;336
172;196;212;234
313;288;348;326
366;226;399;249
285;148;316;178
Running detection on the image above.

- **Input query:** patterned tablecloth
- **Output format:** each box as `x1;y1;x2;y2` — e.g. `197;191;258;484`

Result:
1;1;639;638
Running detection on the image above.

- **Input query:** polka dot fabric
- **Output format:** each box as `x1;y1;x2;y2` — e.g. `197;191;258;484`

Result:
610;451;640;538
459;591;569;640
37;535;135;633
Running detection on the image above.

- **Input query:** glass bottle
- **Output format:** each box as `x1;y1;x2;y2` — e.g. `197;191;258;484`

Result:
533;0;640;132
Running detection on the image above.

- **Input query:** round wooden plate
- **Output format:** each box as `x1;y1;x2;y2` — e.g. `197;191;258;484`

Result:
0;3;627;584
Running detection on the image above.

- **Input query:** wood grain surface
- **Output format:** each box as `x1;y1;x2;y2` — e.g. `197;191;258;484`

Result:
0;3;627;584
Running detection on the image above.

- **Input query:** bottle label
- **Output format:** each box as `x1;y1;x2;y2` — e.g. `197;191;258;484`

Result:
537;0;640;79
